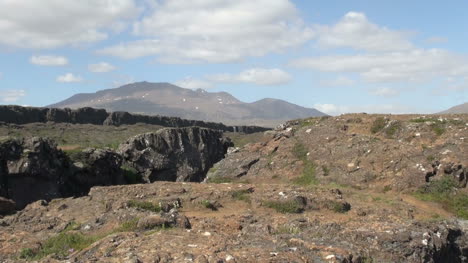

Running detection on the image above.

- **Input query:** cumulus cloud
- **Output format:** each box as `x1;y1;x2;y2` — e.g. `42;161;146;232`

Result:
30;55;68;66
175;78;215;90
56;73;83;83
208;68;292;86
426;36;448;44
0;0;140;49
98;0;314;63
291;49;468;83
314;103;419;115
88;62;116;73
315;12;413;52
320;76;355;87
1;90;26;103
370;87;399;98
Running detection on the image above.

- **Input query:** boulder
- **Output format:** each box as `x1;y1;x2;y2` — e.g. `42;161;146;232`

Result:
119;127;233;182
0;197;15;215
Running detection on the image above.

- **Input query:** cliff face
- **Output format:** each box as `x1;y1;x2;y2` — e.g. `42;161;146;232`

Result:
119;127;233;183
0;105;270;134
0;127;231;210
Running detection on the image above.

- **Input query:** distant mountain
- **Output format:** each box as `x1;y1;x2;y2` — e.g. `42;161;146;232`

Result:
49;82;326;127
439;102;468;114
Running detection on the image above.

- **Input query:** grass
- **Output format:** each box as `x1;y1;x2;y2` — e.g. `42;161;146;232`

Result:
321;165;330;176
329;201;351;213
291;142;318;186
263;199;304;214
370;117;387;134
206;176;234;184
414;177;468;219
200;200;219;211
230;189;252;203
127;200;161;213
224;132;266;148
384;121;401;137
19;218;142;260
275;225;301;235
431;123;446;136
19;232;99;260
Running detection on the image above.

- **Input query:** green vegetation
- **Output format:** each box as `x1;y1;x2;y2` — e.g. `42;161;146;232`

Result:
230;189;252;203
121;165;141;184
200;200;219;211
19;232;99;260
206;176;234;184
263;199;304;214
116;218;140;232
414;177;468;219
329;201;351;213
224;132;266;148
292;141;318;186
321;165;330;176
431;123;446;136
384;121;401;137
275;225;301;235
382;185;392;193
370;117;387;134
127;200;161;213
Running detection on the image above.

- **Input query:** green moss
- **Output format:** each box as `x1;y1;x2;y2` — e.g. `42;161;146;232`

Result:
230;189;252;203
329;201;351;213
370;117;386;134
19;248;36;260
206;177;234;184
115;218;140;232
275;225;301;235
414;177;468;219
384;121;401;137
293;161;318;186
127;200;161;213
292;142;308;160
263;199;303;214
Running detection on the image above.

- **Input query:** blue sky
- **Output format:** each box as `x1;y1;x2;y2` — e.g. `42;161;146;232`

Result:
0;0;467;114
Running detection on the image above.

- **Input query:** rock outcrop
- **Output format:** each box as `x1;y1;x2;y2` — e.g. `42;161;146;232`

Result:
0;105;270;134
119;127;233;182
0;137;71;209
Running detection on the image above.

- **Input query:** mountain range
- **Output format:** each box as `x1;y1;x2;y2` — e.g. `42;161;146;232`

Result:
440;102;468;114
49;82;326;127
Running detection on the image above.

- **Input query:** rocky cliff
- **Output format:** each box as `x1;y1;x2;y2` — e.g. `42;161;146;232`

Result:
119;127;233;183
0;105;270;134
0;127;231;211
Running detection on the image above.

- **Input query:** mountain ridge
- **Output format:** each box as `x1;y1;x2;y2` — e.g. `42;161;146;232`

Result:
440;102;468;114
48;82;326;127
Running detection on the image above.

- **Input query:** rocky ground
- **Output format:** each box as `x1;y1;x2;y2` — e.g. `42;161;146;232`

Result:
0;114;468;262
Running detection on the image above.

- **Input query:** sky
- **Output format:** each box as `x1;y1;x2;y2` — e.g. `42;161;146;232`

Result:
0;0;467;115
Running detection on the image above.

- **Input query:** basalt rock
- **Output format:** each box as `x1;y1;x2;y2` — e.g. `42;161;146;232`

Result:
66;148;124;196
0;105;270;134
0;197;15;215
0;137;71;209
119;127;233;183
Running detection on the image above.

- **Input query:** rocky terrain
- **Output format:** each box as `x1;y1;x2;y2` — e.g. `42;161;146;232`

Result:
48;82;326;127
0;114;467;262
0;105;270;134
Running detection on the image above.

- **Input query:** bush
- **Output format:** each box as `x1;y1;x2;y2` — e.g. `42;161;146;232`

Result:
127;200;161;213
384;121;401;137
263;199;304;214
230;189;252;203
414;177;468;219
370;117;387;134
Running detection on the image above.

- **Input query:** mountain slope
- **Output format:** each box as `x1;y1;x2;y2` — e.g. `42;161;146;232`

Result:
440;102;468;114
49;82;326;126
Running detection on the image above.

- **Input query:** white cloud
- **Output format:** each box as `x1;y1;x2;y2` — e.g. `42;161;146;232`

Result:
315;12;413;52
314;103;419;115
56;73;83;83
370;87;399;98
0;0;140;49
291;49;468;83
88;62;116;73
1;90;26;103
175;78;215;90
98;0;314;63
208;68;292;86
320;76;355;87
426;36;448;44
30;55;68;66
